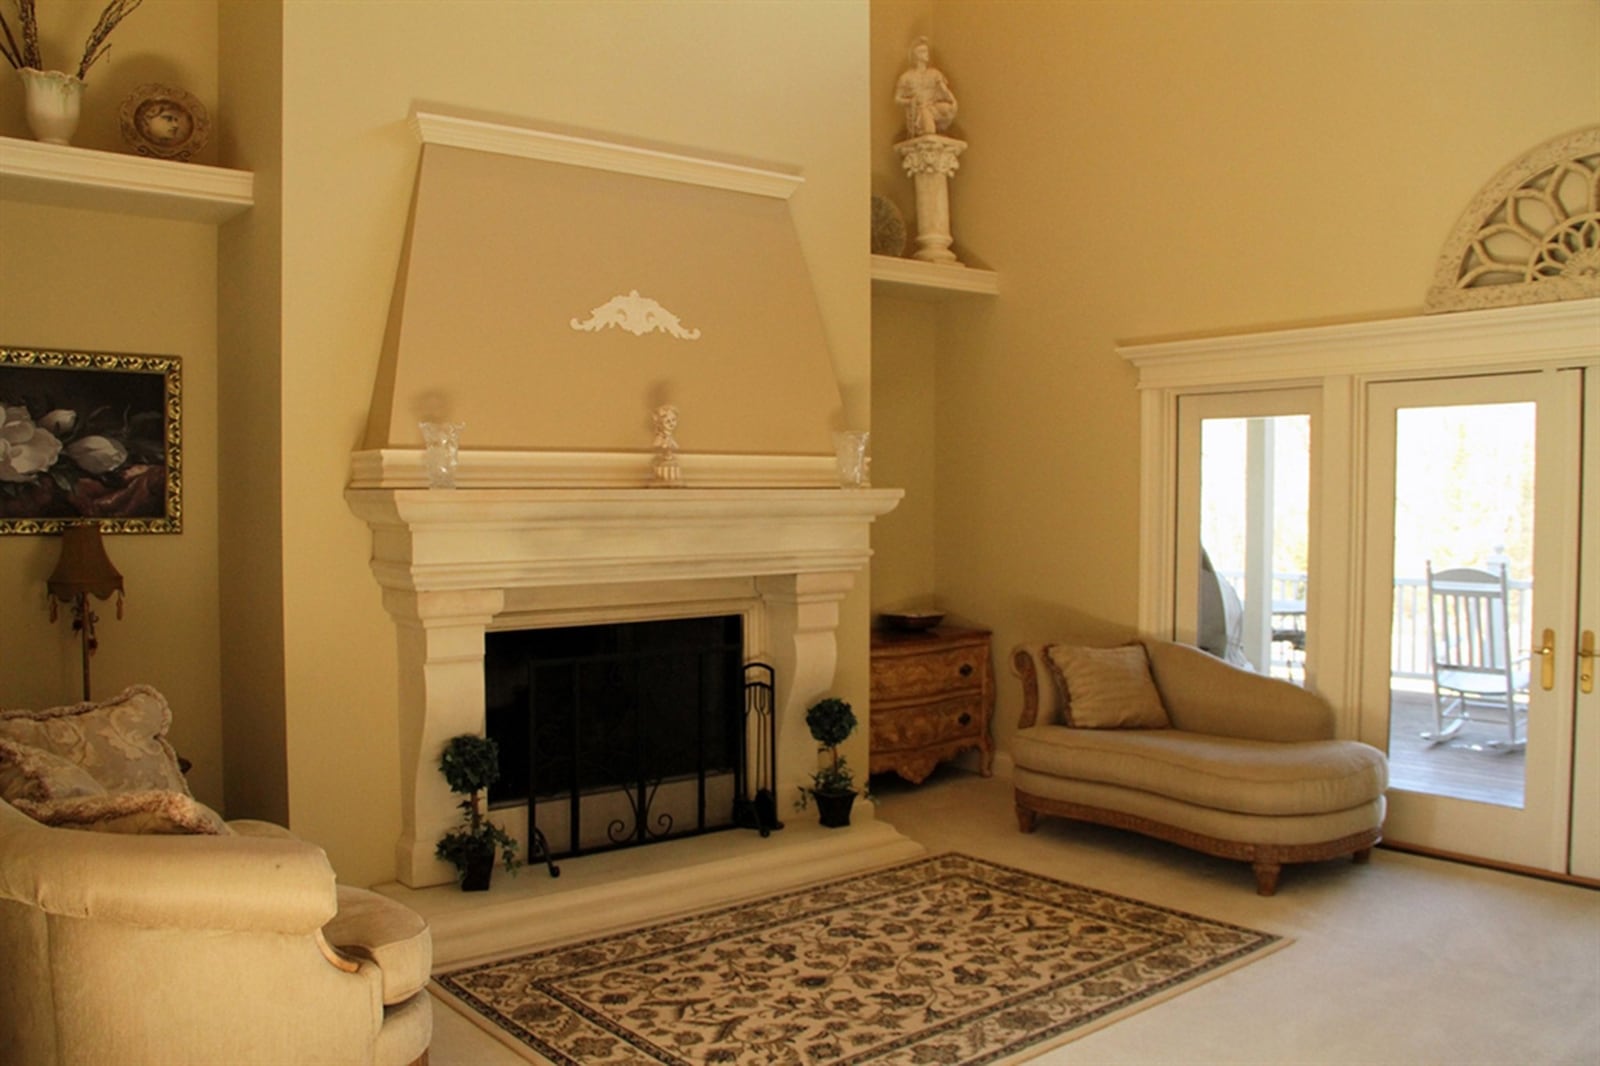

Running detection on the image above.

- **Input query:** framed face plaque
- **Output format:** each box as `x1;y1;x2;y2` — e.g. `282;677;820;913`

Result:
119;83;210;161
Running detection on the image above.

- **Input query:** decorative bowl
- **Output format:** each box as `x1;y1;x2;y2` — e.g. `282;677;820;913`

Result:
880;610;945;632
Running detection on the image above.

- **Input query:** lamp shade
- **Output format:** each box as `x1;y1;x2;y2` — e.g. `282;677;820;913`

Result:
47;524;124;602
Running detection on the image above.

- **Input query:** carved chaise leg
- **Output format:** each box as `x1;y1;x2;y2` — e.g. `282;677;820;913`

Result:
1016;803;1040;833
1251;861;1282;896
1352;847;1373;865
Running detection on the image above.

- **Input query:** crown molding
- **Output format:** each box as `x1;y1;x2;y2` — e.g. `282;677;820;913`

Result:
410;111;804;200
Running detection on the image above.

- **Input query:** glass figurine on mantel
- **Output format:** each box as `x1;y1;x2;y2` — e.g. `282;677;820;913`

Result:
833;431;870;487
419;421;463;489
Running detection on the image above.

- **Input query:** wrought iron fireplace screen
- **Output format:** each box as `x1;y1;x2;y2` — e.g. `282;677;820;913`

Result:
484;616;777;859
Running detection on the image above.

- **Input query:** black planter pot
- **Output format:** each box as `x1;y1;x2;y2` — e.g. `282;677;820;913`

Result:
811;788;857;828
459;848;496;892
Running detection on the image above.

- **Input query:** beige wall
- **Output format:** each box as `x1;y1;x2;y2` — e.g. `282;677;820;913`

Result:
217;0;287;824
0;1;223;807
868;0;1598;758
868;0;940;615
243;1;871;885
5;1;872;885
368;146;844;453
869;293;940;612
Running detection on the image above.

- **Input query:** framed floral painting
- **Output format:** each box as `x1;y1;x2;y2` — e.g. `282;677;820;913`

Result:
0;347;182;534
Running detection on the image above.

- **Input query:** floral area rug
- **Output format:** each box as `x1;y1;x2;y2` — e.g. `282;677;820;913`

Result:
431;852;1286;1065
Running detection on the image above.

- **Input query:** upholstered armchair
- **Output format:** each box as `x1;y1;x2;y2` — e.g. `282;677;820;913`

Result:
0;686;431;1065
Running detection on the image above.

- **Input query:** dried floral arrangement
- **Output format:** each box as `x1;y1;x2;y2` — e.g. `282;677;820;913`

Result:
0;0;143;80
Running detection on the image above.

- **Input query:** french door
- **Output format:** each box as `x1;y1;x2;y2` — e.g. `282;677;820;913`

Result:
1174;390;1317;683
1360;369;1597;876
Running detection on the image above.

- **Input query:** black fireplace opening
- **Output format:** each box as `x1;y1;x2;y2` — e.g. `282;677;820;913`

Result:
484;614;755;858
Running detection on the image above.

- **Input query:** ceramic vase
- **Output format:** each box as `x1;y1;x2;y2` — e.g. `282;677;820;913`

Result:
19;69;85;146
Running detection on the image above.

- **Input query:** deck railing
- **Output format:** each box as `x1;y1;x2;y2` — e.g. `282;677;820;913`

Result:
1222;570;1532;678
1390;574;1532;680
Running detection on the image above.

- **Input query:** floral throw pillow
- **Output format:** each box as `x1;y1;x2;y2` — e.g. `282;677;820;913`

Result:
0;685;189;796
13;789;228;835
0;737;107;805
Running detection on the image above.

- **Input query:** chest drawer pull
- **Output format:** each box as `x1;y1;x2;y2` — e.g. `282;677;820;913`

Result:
959;663;973;677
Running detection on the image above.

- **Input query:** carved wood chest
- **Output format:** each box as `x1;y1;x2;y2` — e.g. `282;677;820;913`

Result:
869;624;995;784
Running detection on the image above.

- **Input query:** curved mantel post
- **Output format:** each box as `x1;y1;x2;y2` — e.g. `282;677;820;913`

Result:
381;588;504;887
346;485;902;887
755;570;859;810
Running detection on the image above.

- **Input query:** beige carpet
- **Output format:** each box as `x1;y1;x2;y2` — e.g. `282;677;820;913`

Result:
431;852;1286;1065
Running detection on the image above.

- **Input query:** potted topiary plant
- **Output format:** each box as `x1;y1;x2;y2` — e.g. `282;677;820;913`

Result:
434;733;520;891
800;696;859;828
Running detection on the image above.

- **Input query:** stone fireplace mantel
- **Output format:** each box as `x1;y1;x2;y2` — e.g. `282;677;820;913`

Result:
348;113;908;896
346;482;902;887
346;485;902;591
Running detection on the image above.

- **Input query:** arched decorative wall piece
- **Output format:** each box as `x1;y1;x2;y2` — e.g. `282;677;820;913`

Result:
1425;125;1599;313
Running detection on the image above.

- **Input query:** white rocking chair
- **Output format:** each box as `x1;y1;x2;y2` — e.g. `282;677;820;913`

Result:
1423;562;1528;750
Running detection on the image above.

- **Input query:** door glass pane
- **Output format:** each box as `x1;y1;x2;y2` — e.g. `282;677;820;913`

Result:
1198;414;1310;682
1388;402;1532;808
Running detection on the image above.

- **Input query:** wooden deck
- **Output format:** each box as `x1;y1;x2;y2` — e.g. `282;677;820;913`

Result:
1386;687;1525;808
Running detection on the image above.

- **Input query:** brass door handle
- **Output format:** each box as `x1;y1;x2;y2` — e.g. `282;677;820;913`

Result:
1581;630;1595;696
1539;628;1556;691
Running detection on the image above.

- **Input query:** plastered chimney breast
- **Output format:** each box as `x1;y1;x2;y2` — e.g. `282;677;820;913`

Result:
365;116;844;463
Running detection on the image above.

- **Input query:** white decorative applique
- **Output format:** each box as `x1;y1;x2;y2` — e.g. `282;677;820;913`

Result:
570;290;702;340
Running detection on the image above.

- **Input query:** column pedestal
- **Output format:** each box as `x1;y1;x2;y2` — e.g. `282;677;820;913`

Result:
895;134;967;265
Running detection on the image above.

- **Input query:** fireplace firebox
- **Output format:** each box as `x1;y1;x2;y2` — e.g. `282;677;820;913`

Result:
485;615;775;858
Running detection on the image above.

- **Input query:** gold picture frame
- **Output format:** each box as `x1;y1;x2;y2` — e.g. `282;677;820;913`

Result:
0;346;182;534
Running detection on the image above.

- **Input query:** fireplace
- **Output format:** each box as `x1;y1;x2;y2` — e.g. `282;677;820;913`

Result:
345;487;899;887
485;614;753;857
345;113;902;889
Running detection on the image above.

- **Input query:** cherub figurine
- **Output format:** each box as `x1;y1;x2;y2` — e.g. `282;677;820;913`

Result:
895;36;958;138
651;404;683;487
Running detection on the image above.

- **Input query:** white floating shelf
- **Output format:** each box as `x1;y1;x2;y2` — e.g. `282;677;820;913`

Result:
871;253;998;297
0;135;253;222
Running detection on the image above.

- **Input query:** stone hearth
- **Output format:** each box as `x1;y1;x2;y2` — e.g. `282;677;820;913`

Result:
381;814;924;966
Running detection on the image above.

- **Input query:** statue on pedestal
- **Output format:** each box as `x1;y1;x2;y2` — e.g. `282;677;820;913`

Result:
895;36;957;138
894;37;967;265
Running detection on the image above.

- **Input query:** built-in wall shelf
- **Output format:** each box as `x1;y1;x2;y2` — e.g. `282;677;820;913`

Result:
0;135;253;222
871;254;998;298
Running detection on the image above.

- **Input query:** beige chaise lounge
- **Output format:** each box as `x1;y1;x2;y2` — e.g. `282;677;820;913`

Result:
0;685;432;1065
1011;639;1388;895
